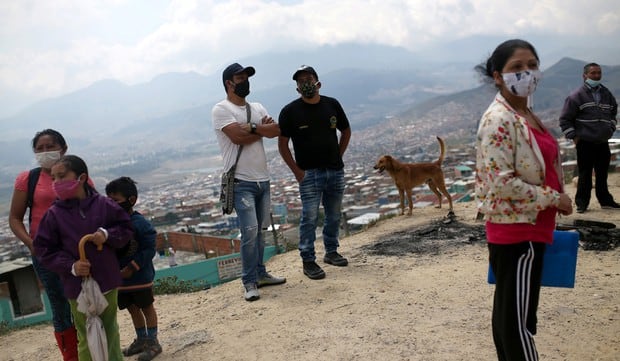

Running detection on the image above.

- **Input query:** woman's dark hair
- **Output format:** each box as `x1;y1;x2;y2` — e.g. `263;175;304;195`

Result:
105;176;138;199
32;129;67;150
55;154;97;193
475;39;539;82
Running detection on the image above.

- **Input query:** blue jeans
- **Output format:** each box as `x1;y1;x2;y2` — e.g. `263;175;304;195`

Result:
234;179;270;285
298;168;345;262
31;256;73;332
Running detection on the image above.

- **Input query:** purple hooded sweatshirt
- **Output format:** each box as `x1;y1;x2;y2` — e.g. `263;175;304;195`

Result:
34;191;133;299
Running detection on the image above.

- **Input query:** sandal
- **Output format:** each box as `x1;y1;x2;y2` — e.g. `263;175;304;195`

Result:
122;338;145;356
137;338;163;361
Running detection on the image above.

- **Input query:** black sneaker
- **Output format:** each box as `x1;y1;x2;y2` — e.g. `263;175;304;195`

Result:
323;252;348;267
576;207;586;214
303;261;326;280
601;202;620;210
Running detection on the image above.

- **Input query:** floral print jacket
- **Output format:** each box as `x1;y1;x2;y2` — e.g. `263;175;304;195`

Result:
475;93;563;224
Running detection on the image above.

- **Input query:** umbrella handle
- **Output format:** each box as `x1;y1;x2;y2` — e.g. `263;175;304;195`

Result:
78;234;103;262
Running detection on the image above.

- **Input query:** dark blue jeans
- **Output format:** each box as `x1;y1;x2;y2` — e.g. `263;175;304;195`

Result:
298;168;345;262
31;256;73;332
233;179;270;286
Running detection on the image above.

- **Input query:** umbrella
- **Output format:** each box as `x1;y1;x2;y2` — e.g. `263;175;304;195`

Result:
76;234;109;361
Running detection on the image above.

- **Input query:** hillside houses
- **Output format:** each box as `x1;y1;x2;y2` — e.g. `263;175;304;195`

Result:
1;134;618;260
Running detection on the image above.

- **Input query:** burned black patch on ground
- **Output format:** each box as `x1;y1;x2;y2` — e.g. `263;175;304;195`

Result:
363;218;487;256
559;219;620;251
577;227;620;251
364;217;619;256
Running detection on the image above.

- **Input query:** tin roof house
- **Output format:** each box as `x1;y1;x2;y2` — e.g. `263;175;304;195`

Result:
0;259;52;327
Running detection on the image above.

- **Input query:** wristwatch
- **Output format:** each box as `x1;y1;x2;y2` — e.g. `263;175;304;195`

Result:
250;123;257;134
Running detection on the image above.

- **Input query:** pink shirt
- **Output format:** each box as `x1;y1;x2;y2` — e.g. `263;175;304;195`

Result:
14;170;95;237
486;126;561;244
15;170;56;237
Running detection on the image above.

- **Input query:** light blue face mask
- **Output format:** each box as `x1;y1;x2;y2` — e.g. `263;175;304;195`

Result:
585;78;601;87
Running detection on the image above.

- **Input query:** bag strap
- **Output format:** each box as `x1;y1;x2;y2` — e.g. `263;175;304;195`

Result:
27;167;42;224
231;104;252;169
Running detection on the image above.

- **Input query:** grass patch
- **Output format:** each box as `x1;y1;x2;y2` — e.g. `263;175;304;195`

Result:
0;321;10;336
153;276;205;295
0;320;51;336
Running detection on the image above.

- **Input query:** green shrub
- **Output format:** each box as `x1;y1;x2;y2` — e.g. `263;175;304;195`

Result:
0;320;51;336
0;321;10;336
153;276;204;295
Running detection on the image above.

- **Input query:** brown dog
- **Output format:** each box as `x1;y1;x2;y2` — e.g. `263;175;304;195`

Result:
374;137;453;216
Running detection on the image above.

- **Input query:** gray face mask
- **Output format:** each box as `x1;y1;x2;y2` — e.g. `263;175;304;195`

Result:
299;81;318;98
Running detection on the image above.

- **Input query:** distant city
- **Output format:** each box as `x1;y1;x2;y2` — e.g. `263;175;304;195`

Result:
3;119;617;263
1;55;619;259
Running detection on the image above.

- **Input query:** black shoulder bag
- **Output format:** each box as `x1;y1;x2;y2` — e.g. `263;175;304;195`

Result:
220;104;252;214
27;167;42;224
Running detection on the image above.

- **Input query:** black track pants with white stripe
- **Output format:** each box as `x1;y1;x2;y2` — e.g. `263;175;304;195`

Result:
489;241;545;361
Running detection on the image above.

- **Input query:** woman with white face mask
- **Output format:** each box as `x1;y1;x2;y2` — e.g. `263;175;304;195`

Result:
8;129;80;361
474;40;574;361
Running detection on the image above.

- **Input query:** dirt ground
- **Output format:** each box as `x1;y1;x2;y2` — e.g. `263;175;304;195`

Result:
2;174;619;361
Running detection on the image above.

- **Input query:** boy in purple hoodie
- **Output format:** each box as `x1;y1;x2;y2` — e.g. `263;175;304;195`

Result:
34;155;133;361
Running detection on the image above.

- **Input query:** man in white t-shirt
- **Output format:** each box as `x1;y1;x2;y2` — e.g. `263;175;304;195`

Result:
212;63;286;301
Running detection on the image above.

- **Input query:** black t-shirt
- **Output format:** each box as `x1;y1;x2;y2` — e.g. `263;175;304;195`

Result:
279;96;350;170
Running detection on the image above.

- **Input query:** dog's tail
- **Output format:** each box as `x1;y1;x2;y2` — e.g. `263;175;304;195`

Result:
435;136;446;166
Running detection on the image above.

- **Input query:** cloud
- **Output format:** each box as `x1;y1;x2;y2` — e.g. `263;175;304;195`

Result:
597;12;620;34
1;0;619;100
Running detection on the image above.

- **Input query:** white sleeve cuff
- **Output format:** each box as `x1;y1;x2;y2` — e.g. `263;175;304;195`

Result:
97;227;108;240
71;262;77;276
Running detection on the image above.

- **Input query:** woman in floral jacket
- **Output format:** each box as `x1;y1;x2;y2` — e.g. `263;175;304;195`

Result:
475;39;573;361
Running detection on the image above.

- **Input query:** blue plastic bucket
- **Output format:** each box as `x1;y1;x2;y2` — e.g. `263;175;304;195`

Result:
487;230;579;288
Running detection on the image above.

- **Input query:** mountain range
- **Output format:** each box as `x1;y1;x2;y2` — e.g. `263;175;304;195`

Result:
0;42;618;208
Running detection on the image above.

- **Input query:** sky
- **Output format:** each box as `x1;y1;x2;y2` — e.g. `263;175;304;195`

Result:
1;0;619;114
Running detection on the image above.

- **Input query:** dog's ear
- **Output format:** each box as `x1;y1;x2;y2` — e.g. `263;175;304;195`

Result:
374;155;386;170
380;155;394;170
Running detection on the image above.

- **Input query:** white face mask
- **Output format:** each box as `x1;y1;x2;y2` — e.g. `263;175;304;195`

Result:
502;69;542;98
35;150;62;168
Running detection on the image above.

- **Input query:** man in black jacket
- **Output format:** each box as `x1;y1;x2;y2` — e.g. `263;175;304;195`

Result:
560;62;619;213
